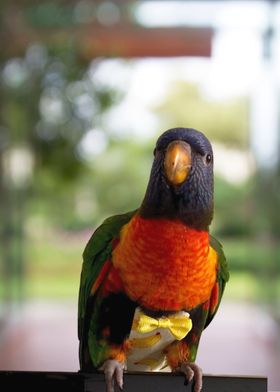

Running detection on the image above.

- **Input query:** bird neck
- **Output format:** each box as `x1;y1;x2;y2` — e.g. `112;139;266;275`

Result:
139;178;213;231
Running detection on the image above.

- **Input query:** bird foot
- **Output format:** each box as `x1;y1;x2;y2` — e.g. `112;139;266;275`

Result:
100;359;125;392
176;362;203;392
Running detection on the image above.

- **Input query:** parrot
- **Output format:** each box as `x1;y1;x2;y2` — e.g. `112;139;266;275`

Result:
78;127;229;392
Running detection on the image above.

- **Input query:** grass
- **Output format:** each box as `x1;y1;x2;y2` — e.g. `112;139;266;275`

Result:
224;272;260;301
222;237;280;273
24;231;85;299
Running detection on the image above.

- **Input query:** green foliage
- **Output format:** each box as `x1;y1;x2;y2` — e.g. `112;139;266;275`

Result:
89;139;153;224
213;176;254;237
25;3;75;28
253;171;280;236
154;81;249;148
0;45;124;230
25;232;82;298
0;43;124;313
1;46;119;184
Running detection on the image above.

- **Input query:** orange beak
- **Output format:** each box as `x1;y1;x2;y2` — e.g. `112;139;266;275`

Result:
164;140;192;185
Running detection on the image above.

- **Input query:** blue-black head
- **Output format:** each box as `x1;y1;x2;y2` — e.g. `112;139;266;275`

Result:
140;127;214;231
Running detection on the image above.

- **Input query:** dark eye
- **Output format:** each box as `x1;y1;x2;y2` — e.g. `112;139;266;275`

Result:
205;154;212;165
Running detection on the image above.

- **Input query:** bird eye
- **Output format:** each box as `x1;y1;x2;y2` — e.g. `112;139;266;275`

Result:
205;154;212;165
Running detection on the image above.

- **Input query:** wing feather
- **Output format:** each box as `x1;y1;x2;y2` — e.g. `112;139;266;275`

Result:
78;209;137;367
204;235;229;329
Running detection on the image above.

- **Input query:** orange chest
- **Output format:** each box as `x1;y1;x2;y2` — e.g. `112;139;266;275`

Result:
112;214;218;311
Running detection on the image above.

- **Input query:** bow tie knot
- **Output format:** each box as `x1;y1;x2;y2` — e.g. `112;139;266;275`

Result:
134;311;192;340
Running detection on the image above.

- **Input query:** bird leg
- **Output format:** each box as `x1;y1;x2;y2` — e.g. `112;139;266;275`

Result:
177;362;203;392
100;359;125;392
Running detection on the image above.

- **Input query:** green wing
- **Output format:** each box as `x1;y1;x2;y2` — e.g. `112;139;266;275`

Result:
78;209;137;365
204;234;229;328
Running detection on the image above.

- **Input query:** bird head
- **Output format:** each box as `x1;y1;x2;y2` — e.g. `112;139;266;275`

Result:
140;128;214;231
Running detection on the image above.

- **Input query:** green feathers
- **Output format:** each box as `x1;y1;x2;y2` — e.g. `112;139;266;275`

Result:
78;209;137;367
210;235;229;283
79;210;136;322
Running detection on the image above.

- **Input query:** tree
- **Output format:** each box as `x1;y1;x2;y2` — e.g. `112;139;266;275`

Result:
0;43;120;314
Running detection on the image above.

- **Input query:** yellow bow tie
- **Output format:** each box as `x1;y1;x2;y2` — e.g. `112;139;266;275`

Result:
133;311;192;341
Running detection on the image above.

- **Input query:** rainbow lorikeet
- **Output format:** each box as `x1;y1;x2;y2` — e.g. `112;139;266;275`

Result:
78;128;229;392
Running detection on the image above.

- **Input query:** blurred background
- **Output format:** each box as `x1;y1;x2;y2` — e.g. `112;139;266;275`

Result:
0;0;280;390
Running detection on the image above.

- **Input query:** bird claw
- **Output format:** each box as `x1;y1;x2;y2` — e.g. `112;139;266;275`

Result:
177;362;203;392
100;359;125;392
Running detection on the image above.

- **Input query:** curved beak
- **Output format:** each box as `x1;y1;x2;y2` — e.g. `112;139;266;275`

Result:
164;140;192;186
